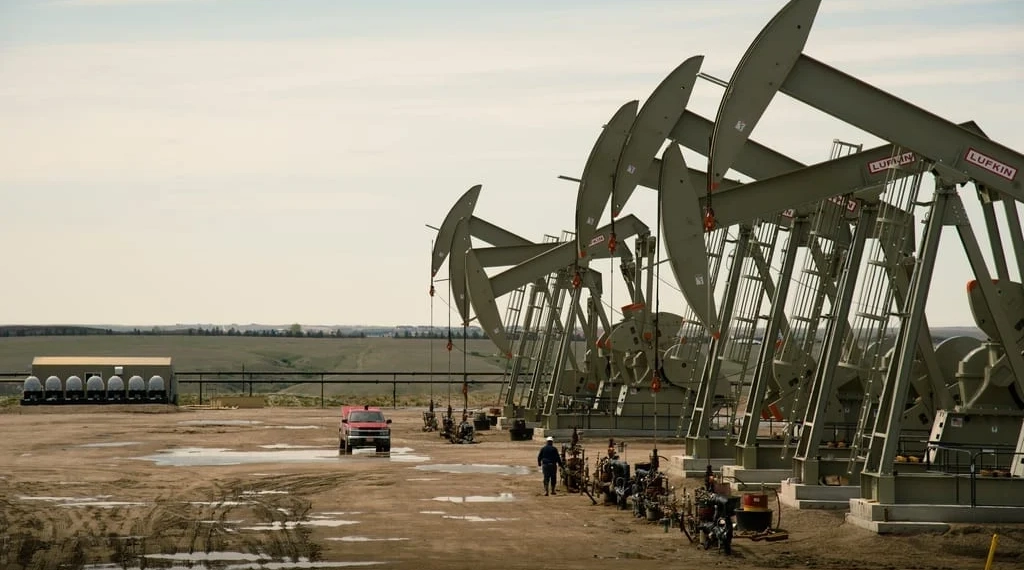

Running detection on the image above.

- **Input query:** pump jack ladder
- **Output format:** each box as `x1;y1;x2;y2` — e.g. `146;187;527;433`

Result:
731;140;865;475
660;144;930;464
654;125;986;473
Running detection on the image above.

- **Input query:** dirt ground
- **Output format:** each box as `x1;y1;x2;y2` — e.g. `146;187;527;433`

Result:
0;406;1021;570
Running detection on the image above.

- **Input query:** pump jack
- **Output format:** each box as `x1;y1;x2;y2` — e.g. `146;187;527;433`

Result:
573;103;949;475
462;212;687;434
700;0;1024;528
428;0;1024;531
431;186;593;434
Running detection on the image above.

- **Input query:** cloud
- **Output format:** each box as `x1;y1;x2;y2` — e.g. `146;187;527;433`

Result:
808;25;1023;64
1;19;1018;184
823;0;1010;12
0;1;1021;326
859;67;1024;88
50;0;213;6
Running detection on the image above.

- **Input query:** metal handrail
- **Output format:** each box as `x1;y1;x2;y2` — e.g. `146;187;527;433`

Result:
969;449;1024;508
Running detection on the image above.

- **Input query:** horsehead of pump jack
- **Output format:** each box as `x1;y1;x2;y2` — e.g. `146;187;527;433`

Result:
429;184;555;331
572;55;719;330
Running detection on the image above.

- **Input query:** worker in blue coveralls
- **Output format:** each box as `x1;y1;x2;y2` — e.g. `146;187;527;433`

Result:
537;436;564;496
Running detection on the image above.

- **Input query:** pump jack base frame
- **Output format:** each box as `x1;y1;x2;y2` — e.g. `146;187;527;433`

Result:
845;497;1024;535
720;465;791;488
779;480;860;511
668;455;733;479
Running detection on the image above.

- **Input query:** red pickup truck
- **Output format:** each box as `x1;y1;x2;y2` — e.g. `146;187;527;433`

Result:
339;405;392;454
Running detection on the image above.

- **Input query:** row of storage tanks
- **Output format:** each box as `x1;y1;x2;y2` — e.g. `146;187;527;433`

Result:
21;374;169;404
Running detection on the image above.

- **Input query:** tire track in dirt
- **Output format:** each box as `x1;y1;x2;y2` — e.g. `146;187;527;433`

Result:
0;470;355;569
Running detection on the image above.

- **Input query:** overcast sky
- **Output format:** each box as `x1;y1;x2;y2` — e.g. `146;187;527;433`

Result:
1;0;1021;328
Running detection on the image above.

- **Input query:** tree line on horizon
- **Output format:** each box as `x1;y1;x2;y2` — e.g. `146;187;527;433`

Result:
0;325;496;339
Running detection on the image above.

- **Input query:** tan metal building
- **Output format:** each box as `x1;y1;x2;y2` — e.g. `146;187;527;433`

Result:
31;356;176;404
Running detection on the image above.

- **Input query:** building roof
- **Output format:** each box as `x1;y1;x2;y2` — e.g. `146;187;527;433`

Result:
32;356;173;367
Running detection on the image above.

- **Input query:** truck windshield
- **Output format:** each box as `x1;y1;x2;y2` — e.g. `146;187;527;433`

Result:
349;411;385;423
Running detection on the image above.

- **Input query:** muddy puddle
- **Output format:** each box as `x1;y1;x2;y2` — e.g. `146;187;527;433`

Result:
430;493;516;503
374;447;429;462
419;511;519;523
266;425;322;430
178;420;264;426
413;463;530;476
82;559;386;569
177;419;327;431
147;552;269;562
240;519;360;531
442;515;520;522
18;495;147;508
188;500;255;506
134;446;427;466
328;537;409;542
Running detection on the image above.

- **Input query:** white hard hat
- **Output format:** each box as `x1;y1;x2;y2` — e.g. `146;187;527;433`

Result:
546;436;554;442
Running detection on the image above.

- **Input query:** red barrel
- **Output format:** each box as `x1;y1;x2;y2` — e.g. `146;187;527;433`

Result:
741;492;769;511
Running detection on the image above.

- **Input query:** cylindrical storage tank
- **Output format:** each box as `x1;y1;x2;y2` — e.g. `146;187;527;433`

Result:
735;491;773;532
66;375;84;401
86;376;105;400
24;376;42;392
45;376;63;400
127;375;146;400
735;509;773;532
148;375;166;402
741;492;770;511
23;376;43;402
107;376;125;401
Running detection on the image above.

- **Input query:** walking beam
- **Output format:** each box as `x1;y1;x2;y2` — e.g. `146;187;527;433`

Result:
611;56;705;218
578;100;919;329
577;105;808;257
465;215;650;354
691;139;974;229
446;218;575;328
709;0;1023;202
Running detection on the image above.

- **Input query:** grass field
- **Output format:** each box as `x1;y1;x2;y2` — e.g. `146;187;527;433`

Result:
0;335;591;408
0;336;525;406
0;335;516;373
